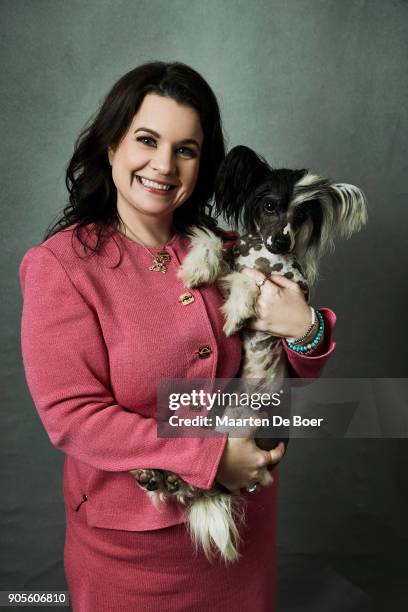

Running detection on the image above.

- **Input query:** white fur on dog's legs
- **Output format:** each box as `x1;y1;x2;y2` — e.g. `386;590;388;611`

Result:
218;272;260;336
177;227;225;288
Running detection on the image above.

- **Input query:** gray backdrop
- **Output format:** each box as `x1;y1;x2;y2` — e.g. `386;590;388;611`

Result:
1;0;407;610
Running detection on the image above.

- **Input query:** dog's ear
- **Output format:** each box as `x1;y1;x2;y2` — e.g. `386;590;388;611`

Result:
293;169;308;184
328;183;368;238
214;145;271;227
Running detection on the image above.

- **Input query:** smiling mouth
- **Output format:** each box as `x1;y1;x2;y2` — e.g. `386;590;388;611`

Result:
135;175;177;191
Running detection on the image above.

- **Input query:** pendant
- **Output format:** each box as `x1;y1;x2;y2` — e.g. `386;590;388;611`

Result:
158;250;171;262
149;251;171;273
148;250;171;273
149;257;167;273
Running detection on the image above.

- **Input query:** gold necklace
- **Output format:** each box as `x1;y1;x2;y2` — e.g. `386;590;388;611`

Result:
119;221;173;273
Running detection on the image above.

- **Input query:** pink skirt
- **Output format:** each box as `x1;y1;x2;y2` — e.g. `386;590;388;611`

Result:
64;476;278;612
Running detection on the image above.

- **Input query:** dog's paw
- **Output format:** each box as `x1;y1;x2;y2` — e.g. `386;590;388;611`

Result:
219;271;259;335
162;471;183;494
130;468;165;492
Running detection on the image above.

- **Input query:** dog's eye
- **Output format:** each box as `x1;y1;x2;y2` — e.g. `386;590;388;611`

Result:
263;200;277;214
294;207;307;222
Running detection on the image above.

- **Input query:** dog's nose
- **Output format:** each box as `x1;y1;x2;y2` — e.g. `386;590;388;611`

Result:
273;235;290;251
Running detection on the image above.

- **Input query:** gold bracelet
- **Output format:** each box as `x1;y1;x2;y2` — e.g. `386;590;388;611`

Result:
286;306;316;344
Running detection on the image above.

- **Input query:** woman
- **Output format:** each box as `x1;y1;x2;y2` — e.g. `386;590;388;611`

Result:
19;61;336;611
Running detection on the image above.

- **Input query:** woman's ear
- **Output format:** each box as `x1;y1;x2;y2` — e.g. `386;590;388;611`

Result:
107;147;114;166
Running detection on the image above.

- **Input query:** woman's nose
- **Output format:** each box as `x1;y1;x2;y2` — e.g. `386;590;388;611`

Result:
149;146;176;175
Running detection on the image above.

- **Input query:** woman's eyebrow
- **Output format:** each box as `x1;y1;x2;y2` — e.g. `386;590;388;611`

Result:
134;127;201;149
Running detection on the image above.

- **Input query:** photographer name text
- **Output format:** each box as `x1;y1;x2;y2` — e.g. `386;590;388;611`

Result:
168;415;324;428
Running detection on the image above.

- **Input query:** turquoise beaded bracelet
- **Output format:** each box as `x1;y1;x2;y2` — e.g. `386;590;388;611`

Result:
285;310;324;353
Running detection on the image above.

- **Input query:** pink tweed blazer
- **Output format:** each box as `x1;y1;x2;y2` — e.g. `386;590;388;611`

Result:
19;222;336;531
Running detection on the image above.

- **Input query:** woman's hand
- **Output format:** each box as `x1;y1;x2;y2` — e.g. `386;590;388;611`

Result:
239;267;311;339
216;437;286;494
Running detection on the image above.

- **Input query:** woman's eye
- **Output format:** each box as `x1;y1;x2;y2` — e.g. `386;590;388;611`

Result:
136;137;195;158
177;147;196;158
136;136;156;146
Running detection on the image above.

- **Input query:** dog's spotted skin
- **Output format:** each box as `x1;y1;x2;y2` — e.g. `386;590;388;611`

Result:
233;234;307;291
228;233;309;380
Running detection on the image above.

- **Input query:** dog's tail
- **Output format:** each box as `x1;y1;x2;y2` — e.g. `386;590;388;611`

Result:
186;492;247;564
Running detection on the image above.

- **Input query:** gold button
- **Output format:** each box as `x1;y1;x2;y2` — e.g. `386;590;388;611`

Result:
179;292;195;305
197;345;212;359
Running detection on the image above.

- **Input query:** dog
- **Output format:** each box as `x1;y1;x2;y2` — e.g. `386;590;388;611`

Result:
131;145;368;564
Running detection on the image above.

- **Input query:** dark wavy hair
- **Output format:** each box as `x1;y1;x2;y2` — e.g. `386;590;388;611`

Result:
43;61;226;252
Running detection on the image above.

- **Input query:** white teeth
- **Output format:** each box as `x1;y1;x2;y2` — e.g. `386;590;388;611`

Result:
138;176;173;191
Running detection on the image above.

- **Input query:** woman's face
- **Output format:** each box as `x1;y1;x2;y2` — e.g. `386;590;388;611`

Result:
108;93;204;224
